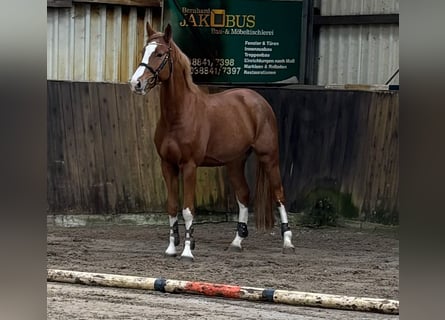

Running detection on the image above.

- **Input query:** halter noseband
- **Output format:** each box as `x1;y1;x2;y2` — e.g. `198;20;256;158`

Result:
138;45;172;88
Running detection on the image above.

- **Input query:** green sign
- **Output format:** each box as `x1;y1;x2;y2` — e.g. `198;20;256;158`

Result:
163;0;304;84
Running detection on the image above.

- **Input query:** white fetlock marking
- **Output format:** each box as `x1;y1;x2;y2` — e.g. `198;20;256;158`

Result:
169;216;178;229
165;236;177;255
283;230;294;248
181;208;194;259
181;240;194;259
182;208;193;229
165;216;178;255
230;233;244;249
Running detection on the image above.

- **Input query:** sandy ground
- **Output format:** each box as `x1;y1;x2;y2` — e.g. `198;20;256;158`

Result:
47;221;399;319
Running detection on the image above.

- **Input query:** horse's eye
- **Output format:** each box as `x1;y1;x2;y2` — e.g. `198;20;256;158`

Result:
156;53;164;57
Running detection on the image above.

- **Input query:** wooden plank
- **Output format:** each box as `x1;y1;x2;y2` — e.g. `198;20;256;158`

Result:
47;83;399;219
87;82;108;213
147;86;167;209
96;83;123;213
116;84;145;211
59;81;82;212
74;0;161;7
70;81;93;211
47;0;73;8
47;81;66;211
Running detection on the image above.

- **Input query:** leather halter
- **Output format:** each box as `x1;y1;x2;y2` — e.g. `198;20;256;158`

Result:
138;45;172;88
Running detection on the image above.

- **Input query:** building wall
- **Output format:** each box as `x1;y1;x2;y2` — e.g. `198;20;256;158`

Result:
316;0;399;85
47;2;161;82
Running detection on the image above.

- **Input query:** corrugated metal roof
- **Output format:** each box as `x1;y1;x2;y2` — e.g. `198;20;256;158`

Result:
320;0;399;15
47;3;156;82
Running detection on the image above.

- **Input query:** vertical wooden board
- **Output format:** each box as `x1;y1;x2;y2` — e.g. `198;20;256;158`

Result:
115;84;142;212
56;8;72;79
47;81;66;211
87;82;108;213
146;86;166;209
378;92;399;214
369;93;387;212
134;89;153;211
349;92;372;212
76;81;98;213
120;6;130;82
125;84;150;211
195;167;228;211
339;91;363;194
96;82;124;213
386;93;399;213
59;81;82;211
331;91;352;182
73;4;87;80
321;90;339;179
375;93;390;210
137;91;158;209
70;81;92;211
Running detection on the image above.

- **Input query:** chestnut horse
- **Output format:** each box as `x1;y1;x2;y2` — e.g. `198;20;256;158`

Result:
129;23;295;260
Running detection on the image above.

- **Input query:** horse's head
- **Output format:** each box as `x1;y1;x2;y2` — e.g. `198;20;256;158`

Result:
129;22;173;95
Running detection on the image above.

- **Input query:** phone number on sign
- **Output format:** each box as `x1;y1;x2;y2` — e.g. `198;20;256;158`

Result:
190;58;241;75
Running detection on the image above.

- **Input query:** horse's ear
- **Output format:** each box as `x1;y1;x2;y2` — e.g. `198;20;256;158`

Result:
164;23;172;43
146;21;156;37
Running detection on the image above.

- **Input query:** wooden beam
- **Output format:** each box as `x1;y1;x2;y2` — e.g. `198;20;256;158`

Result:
47;0;72;7
314;14;399;26
73;0;161;7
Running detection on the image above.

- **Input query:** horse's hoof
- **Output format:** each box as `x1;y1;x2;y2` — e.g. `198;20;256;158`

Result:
227;244;243;252
164;253;177;258
178;255;194;263
282;246;296;254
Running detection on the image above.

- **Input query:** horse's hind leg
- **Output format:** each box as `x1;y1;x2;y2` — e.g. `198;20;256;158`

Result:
266;159;295;253
226;156;250;251
255;136;295;253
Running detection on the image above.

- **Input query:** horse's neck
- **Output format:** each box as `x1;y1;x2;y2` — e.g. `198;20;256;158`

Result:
160;61;202;124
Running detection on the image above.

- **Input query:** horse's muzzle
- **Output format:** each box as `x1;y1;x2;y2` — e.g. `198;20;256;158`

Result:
129;77;157;95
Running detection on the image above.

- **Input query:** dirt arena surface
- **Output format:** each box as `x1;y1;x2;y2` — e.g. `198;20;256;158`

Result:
47;221;399;319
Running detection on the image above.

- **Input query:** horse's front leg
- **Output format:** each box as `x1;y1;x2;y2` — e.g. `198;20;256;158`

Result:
180;162;197;261
161;161;180;257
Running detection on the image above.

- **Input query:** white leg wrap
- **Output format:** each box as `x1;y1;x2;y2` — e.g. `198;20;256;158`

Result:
230;199;249;250
165;216;178;256
278;202;295;249
181;208;194;259
237;199;249;223
278;202;288;224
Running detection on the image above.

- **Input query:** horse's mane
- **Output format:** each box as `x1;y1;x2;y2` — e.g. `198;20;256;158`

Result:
147;33;202;95
170;41;202;94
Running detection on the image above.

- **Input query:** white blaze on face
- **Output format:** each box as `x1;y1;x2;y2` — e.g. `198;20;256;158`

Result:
130;41;158;87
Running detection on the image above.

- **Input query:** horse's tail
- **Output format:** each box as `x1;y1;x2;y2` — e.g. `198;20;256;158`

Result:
254;159;275;230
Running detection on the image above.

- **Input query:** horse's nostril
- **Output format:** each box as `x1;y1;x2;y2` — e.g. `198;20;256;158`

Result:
136;80;141;89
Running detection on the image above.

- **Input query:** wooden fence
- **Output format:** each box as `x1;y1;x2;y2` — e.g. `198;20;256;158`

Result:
47;80;398;221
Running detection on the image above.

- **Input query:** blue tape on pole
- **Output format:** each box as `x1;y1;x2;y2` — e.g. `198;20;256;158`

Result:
262;288;275;302
154;278;166;292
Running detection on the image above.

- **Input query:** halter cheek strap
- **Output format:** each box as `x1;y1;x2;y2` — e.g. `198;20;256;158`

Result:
138;46;172;86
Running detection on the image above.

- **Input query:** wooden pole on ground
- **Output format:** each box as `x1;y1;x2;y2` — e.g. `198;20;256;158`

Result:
47;269;399;315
